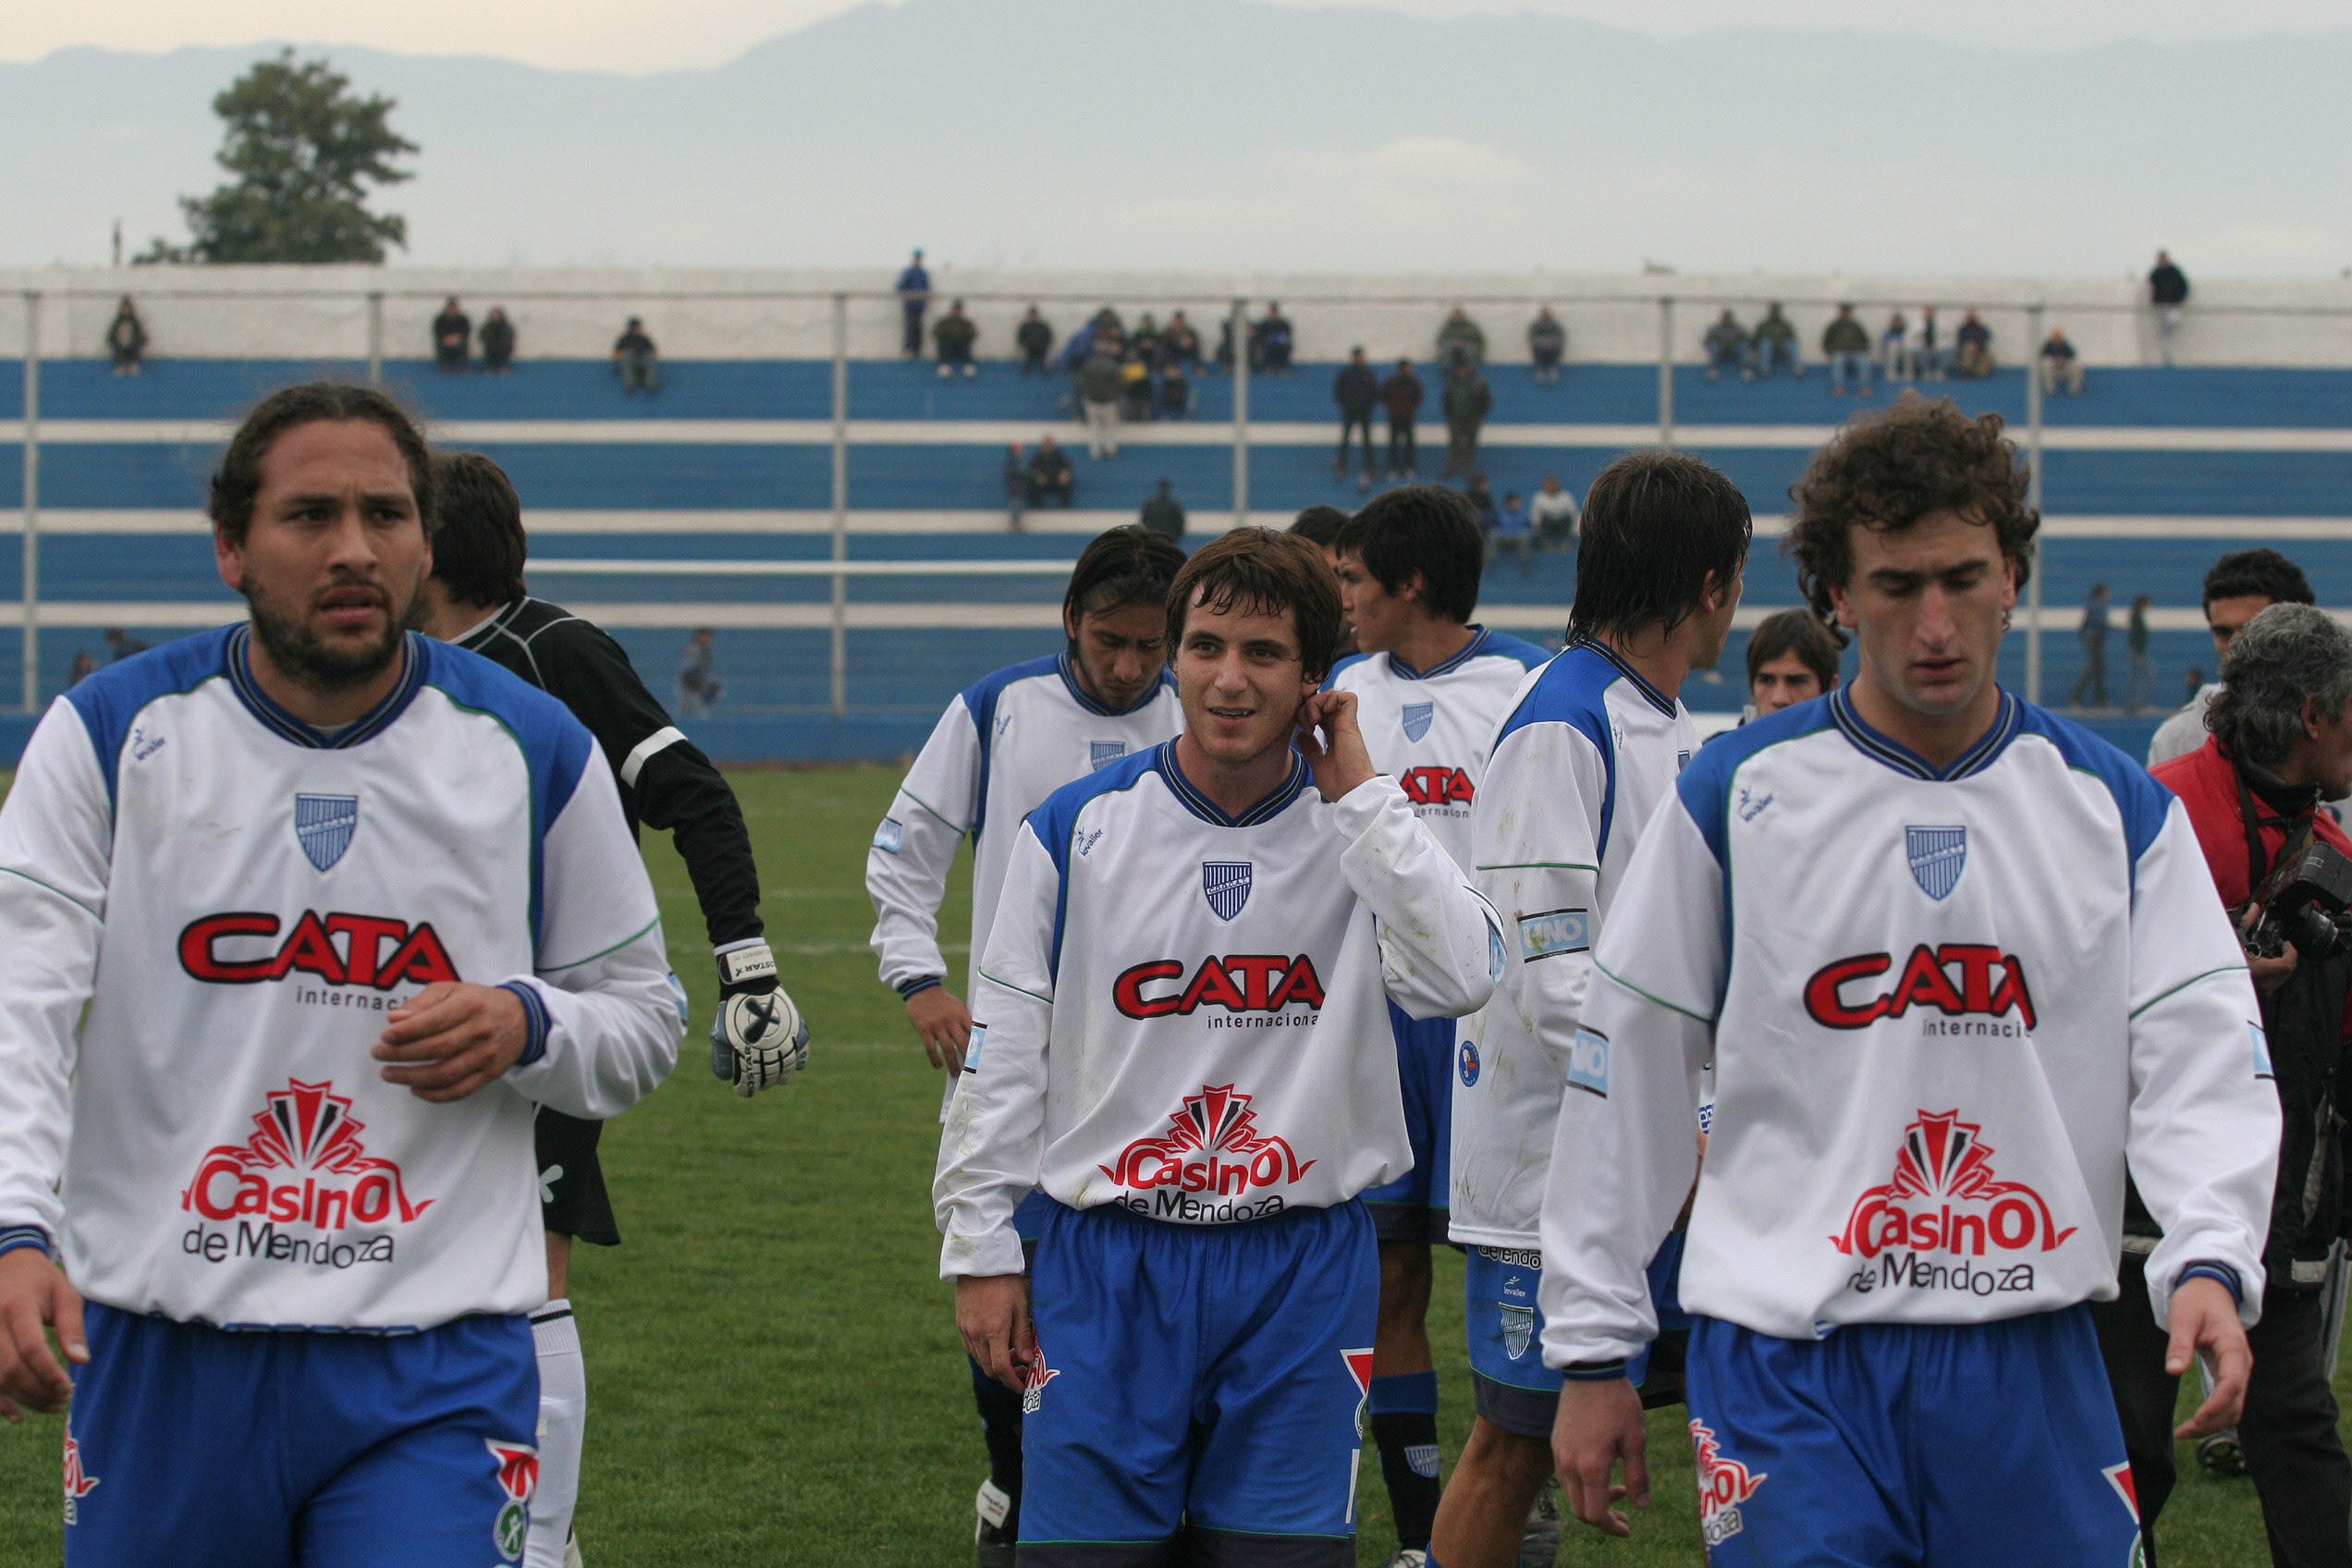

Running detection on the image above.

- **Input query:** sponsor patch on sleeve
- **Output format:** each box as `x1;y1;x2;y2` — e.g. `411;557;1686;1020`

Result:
1567;1027;1610;1097
2252;1021;2273;1080
1516;908;1589;962
873;816;904;853
964;1023;988;1072
1487;918;1508;983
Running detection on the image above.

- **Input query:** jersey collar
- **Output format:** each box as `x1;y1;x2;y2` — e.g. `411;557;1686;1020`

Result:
1566;633;1676;718
1830;685;2022;782
1056;651;1167;717
1156;740;1314;827
451;599;523;651
1386;625;1489;681
225;625;429;750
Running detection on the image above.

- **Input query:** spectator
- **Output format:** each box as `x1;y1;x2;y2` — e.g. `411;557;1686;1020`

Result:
1436;306;1486;369
1078;349;1124;458
432;296;471;372
1333;346;1379;491
479;308;516;374
1530;472;1579;550
1003;442;1029;532
1159;361;1194;421
67;650;98;686
1251;302;1294;374
105;297;147;376
1464;473;1500;534
1880;311;1915;383
934;299;978;377
1138;479;1186;544
1090;307;1128;363
1119;352;1154;423
2149;548;2318;767
1131;312;1163;368
2149;250;2190;366
1915;305;1945;380
1016;307;1054;375
675;629;722;717
2070;582;2111;707
2040;327;2085;397
896;249;931;360
1442;360;1492;478
1491;490;1533;574
1161;311;1202;373
1751;302;1800;379
613;316;659;393
1821;303;1872;397
1381;358;1423;478
1527;307;1567;384
1027;435;1075;509
1954;310;1994;377
1055;315;1099;375
2125;592;2154;713
1213;315;1236;374
1702;309;1749;381
104;629;148;662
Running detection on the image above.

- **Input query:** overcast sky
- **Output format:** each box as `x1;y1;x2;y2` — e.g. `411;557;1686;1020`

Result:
6;0;2347;74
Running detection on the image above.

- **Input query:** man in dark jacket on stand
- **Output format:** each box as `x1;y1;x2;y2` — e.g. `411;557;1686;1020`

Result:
1334;347;1380;491
1382;359;1424;479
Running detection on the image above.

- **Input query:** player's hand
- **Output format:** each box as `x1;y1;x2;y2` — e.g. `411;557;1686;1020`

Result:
956;1273;1035;1393
2169;1274;2252;1439
0;1247;85;1421
1553;1376;1649;1537
374;982;530;1102
708;940;811;1096
1295;689;1377;802
907;986;974;1073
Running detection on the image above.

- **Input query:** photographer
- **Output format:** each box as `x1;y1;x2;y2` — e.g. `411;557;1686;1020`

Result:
2097;602;2352;1568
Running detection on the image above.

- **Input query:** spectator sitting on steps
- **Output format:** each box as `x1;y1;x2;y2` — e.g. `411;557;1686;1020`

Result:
433;297;471;372
1131;313;1164;368
1139;480;1186;544
1161;312;1202;374
1159;362;1194;421
1028;435;1075;508
1436;306;1486;369
479;309;516;374
1017;307;1054;375
935;300;979;378
1751;303;1800;379
2040;328;2085;397
1527;308;1567;384
1822;304;1873;398
613;317;659;394
1251;303;1294;374
1530;473;1580;550
1954;310;1994;378
1703;310;1749;380
2149;250;2190;367
105;297;147;376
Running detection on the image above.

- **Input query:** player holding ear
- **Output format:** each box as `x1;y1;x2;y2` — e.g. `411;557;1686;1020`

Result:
937;527;1504;1568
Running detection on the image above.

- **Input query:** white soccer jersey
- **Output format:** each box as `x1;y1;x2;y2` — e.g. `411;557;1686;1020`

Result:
867;653;1182;1003
934;742;1505;1279
1330;626;1551;869
0;628;683;1332
1539;688;2279;1366
1450;640;1697;1251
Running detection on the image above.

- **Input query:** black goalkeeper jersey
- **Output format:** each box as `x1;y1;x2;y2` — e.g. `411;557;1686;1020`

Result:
457;597;763;948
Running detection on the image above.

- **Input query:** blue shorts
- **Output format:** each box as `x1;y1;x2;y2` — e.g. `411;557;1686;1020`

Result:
1012;1187;1054;1243
1466;1238;1690;1438
1364;1003;1453;1243
1683;1305;2138;1565
1022;1197;1378;1566
66;1304;539;1568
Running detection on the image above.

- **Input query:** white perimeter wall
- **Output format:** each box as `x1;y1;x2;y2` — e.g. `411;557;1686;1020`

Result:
3;266;2350;369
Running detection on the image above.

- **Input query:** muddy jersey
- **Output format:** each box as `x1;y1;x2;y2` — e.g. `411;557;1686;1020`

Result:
1449;640;1697;1250
933;742;1505;1279
1538;688;2278;1365
868;654;1182;1002
1329;627;1550;869
0;629;682;1331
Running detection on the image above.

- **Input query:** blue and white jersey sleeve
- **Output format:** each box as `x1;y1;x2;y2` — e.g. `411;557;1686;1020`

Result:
1538;791;1721;1368
935;817;1057;1280
502;753;685;1122
0;700;116;1248
1337;776;1504;1022
2125;802;2276;1326
867;697;980;998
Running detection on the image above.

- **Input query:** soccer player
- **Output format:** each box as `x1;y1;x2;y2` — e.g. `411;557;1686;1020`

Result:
1543;399;2278;1561
0;383;685;1564
866;523;1186;1567
412;450;808;1568
937;527;1505;1568
1326;485;1547;1568
1743;606;1843;718
1436;450;1749;1568
1289;505;1359;658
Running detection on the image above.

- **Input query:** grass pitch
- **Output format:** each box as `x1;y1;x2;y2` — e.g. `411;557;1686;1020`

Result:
0;766;2315;1563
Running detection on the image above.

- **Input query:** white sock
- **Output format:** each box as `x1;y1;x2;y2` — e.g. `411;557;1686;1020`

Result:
524;1301;586;1568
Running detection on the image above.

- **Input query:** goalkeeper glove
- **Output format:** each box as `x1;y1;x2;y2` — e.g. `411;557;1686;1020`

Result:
709;939;810;1096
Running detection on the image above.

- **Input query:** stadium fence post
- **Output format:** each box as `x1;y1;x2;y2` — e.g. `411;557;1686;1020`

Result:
365;290;385;388
19;290;38;715
2024;301;2045;704
1231;297;1249;532
1656;295;1675;448
829;291;850;717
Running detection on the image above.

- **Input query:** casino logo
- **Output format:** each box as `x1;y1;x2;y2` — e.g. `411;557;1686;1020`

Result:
1906;825;1968;900
1831;1109;2076;1268
180;1079;433;1233
294;793;360;873
1401;702;1434;743
485;1440;539;1561
61;1435;98;1525
1098;1084;1316;1197
1690;1420;1766;1547
1203;861;1254;922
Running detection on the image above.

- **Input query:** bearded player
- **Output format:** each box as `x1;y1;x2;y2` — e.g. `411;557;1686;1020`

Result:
0;384;683;1566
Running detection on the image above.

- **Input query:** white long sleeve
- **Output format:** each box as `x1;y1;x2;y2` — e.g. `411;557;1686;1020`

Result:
1334;776;1502;1021
867;699;978;995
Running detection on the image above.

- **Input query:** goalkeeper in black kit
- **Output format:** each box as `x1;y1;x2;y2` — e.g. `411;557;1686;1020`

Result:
415;450;809;1568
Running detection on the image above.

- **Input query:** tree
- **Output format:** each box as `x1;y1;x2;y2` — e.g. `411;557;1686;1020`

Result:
141;51;417;264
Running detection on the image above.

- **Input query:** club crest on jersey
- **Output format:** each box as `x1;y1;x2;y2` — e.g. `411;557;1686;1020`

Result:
1203;861;1253;922
1401;701;1434;742
61;1435;98;1525
1089;741;1127;772
294;794;359;872
1905;825;1967;900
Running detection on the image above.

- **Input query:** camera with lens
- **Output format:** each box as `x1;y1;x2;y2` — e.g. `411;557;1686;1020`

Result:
2244;823;2352;962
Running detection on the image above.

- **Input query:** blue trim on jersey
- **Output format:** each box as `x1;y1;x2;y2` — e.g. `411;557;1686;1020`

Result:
1027;743;1167;974
1054;650;1170;717
1565;633;1676;717
2179;1261;2245;1304
1159;742;1314;828
63;625;238;809
500;981;551;1066
1494;641;1629;859
1830;685;2024;782
960;654;1062;846
1675;695;1840;868
223;627;429;752
0;1224;51;1262
2013;700;2174;875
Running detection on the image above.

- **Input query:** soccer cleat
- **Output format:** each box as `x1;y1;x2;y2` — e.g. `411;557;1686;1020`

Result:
975;1479;1017;1568
1379;1551;1427;1568
2197;1430;2248;1477
1516;1477;1563;1568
